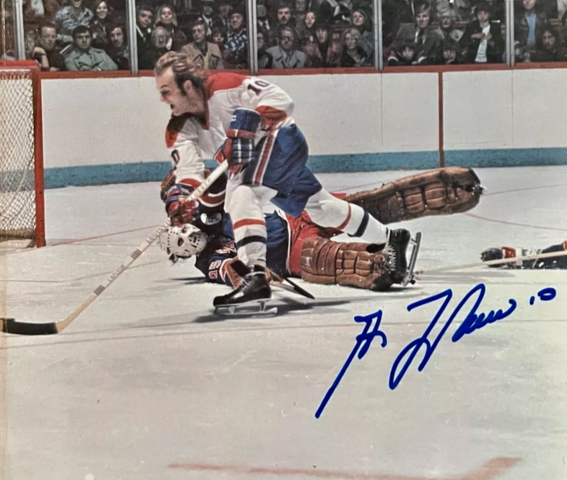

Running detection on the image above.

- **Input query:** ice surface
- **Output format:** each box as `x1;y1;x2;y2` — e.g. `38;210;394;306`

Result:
0;167;566;480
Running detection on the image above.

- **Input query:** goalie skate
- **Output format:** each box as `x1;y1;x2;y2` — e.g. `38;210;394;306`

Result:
401;232;422;287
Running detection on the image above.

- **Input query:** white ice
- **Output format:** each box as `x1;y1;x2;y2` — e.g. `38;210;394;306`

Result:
1;166;566;480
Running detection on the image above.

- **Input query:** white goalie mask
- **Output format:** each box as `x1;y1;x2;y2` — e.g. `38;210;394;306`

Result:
159;223;208;260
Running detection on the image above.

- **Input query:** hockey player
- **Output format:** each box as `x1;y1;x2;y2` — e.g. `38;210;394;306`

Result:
155;51;411;311
160;166;484;294
481;241;567;269
160;209;398;292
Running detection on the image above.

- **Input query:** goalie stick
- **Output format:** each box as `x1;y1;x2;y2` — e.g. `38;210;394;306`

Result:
416;250;567;275
1;162;230;336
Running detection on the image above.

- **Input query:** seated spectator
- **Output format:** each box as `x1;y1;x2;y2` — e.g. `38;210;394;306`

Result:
64;25;117;70
139;25;170;69
224;3;248;68
257;31;274;67
382;0;418;47
451;0;473;22
326;26;344;66
136;5;153;64
216;0;232;30
154;4;187;50
459;2;503;62
181;18;224;69
350;7;373;57
271;3;294;45
54;0;93;45
389;1;443;65
340;27;371;66
514;0;549;61
106;23;129;69
294;0;308;27
531;25;567;60
319;0;351;25
441;37;463;63
276;3;293;28
469;0;506;22
387;38;417;65
25;30;38;60
43;0;61;22
197;0;224;38
32;21;66;70
437;5;463;43
518;0;557;20
91;0;113;50
302;32;324;66
314;21;338;66
211;25;227;50
22;0;45;32
257;0;273;38
266;25;306;67
296;9;317;42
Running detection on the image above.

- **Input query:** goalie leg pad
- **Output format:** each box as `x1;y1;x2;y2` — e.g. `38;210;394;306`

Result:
343;167;484;224
300;238;394;291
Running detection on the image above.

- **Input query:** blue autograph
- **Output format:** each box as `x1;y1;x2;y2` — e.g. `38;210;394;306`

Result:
315;310;388;419
315;283;556;418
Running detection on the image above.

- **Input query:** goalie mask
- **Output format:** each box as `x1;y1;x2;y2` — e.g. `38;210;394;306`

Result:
159;223;208;261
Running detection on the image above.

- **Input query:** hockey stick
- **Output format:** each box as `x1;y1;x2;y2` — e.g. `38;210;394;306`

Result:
1;162;229;336
269;270;315;299
416;250;567;275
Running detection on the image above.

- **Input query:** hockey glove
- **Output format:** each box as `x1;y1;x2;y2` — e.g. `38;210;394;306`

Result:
215;109;261;173
165;183;199;226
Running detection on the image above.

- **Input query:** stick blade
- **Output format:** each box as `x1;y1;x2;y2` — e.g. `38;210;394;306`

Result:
1;318;59;336
283;277;316;299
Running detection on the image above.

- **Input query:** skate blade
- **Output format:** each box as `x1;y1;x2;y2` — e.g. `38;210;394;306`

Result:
214;299;277;317
401;232;422;287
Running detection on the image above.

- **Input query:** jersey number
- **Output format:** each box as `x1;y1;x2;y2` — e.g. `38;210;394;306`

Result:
171;149;180;166
247;80;270;96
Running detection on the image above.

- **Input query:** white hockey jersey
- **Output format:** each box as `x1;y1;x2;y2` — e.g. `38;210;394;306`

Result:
165;73;296;208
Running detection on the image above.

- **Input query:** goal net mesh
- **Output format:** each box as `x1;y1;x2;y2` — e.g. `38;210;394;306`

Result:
0;67;38;247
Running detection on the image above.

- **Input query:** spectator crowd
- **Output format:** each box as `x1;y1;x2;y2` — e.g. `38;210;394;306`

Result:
385;0;567;64
1;0;567;70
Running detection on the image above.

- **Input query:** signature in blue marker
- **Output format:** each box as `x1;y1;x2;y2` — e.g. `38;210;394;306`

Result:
389;283;517;390
315;310;388;419
315;283;556;418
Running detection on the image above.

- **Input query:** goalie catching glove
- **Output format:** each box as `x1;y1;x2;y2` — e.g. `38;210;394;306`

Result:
215;108;261;173
344;167;483;224
299;237;394;291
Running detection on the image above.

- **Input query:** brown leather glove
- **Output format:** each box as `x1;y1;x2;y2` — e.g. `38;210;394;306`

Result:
300;237;393;291
344;167;483;224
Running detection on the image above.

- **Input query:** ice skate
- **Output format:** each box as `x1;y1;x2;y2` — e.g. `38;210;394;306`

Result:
213;264;276;316
384;229;411;284
401;232;422;287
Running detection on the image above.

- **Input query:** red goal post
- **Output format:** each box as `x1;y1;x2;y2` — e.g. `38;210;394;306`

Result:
0;60;45;248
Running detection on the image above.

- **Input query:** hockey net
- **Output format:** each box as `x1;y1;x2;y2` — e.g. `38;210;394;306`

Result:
0;61;45;249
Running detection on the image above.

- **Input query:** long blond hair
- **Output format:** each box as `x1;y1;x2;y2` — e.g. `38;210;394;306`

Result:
155;4;178;28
